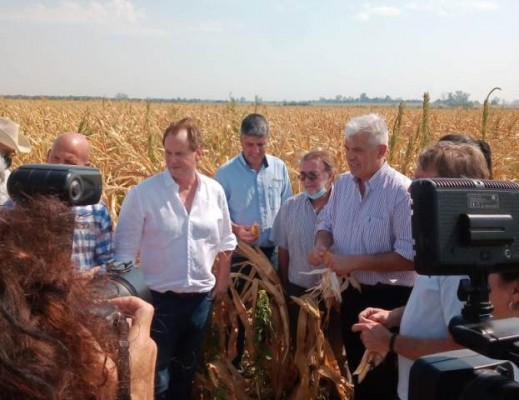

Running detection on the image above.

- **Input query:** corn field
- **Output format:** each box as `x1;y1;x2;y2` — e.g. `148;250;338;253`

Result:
2;97;519;399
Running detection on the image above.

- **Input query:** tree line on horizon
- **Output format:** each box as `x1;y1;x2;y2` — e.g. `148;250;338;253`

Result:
2;90;516;107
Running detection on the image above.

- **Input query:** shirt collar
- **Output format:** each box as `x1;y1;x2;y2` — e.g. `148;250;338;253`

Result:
352;161;389;191
238;152;269;169
162;169;200;190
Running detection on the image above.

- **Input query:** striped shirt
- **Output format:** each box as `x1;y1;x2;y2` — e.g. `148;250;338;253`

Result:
72;202;113;271
317;162;415;287
270;192;323;289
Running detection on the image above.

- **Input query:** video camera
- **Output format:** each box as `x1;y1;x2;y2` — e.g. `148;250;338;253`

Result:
7;163;151;302
409;178;519;400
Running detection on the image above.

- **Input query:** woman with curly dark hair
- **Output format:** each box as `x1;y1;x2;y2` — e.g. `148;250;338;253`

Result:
0;196;155;399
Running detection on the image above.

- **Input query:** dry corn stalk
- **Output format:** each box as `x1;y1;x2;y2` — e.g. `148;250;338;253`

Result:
303;268;361;324
353;350;387;383
290;295;353;399
205;359;252;400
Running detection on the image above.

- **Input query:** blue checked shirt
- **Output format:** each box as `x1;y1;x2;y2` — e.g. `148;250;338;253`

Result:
72;202;113;271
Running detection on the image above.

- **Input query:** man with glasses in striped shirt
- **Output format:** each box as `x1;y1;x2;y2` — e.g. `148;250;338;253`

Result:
309;113;415;400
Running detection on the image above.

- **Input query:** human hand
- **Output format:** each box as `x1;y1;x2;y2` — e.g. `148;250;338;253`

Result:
358;307;391;326
352;317;392;354
322;252;347;273
307;243;328;266
111;296;157;400
81;266;101;280
235;223;259;244
211;277;229;302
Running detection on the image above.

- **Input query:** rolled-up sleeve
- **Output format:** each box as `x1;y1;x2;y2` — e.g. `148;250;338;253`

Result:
316;186;336;234
270;202;288;248
114;187;144;263
217;188;237;252
392;195;414;261
280;163;293;203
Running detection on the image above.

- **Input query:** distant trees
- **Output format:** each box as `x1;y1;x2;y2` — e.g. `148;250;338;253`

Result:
444;91;472;107
315;93;419;105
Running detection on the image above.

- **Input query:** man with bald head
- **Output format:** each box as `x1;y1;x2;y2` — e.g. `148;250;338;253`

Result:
47;132;91;166
47;132;113;271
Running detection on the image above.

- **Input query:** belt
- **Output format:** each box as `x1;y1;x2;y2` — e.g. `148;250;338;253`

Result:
152;290;208;299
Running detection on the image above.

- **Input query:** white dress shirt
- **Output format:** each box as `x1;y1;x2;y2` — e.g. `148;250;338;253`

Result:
115;170;237;293
0;169;10;206
398;274;465;400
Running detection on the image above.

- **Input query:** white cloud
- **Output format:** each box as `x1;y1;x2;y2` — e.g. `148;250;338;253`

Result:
0;0;167;36
406;0;499;16
355;4;402;22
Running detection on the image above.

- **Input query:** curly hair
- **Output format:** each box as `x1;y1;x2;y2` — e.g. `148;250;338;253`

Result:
0;197;120;399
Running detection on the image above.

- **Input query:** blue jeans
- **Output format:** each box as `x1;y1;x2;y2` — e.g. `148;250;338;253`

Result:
151;290;213;400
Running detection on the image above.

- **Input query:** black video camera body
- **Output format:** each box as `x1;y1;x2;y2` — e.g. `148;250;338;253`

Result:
7;163;103;206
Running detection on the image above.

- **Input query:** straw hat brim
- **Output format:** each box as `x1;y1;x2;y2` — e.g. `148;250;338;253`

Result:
0;127;31;153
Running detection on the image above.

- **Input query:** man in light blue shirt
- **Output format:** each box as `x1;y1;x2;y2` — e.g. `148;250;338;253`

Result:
215;113;292;370
215;113;292;262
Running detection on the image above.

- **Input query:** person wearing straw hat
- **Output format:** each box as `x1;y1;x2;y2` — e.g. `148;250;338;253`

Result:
0;117;31;206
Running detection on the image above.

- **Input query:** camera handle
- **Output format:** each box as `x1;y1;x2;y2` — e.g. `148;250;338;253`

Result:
450;268;519;370
457;269;494;324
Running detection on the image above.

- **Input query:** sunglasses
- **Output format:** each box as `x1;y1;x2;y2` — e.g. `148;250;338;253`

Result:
298;171;321;181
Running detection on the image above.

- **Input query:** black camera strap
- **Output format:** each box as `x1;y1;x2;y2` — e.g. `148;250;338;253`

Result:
112;312;131;400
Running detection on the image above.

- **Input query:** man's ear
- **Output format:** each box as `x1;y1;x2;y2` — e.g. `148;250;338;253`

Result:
377;144;388;159
195;148;203;161
512;280;519;299
46;149;51;162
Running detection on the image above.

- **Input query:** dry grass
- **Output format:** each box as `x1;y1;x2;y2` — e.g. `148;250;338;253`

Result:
3;98;518;221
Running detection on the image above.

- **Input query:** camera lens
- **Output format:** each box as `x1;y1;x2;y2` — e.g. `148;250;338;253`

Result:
69;177;83;202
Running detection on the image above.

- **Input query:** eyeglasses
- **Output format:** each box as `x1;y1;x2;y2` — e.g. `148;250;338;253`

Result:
298;171;320;181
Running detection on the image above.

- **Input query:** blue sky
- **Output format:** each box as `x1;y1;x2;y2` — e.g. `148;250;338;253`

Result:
0;0;517;102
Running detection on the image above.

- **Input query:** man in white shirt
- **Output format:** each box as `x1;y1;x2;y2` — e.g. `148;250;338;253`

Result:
115;118;237;400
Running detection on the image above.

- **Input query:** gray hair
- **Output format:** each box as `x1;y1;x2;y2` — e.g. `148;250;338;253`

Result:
240;113;269;137
345;113;389;146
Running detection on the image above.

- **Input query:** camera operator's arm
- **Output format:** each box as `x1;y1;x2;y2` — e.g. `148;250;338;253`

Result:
212;250;232;301
114;188;144;263
388;333;461;361
111;296;157;400
352;317;461;359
